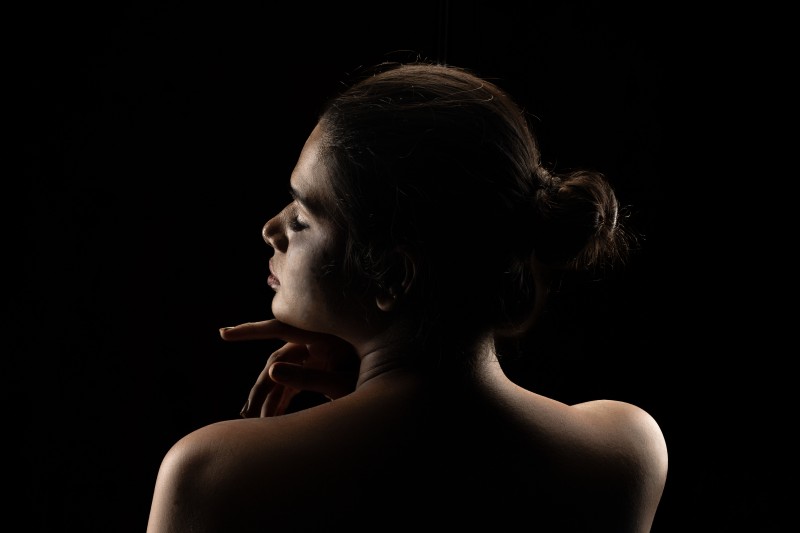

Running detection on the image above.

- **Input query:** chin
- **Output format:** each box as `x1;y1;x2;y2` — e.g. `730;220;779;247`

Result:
271;302;292;325
272;303;316;332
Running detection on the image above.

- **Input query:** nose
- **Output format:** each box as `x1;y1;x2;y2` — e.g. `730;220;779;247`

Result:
262;211;288;251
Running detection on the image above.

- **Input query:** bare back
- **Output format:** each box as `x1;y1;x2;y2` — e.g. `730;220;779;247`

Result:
147;358;667;533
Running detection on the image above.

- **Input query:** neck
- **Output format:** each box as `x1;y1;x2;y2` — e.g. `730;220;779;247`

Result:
354;331;504;390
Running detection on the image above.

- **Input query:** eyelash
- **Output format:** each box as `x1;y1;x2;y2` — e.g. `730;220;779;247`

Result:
288;214;308;232
285;195;309;232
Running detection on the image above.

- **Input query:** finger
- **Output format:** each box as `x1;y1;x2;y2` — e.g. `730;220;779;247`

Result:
241;361;276;418
219;319;331;344
269;362;357;400
241;343;311;418
267;342;312;367
263;384;296;417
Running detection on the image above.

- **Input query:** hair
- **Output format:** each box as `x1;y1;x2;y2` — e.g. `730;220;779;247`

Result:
314;61;633;354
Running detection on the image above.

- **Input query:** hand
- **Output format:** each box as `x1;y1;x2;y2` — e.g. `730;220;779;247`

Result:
219;319;360;417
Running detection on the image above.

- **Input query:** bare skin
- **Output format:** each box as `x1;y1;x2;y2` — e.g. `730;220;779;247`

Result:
146;124;668;533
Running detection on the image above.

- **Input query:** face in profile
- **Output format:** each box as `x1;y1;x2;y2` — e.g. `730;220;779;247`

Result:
261;124;368;341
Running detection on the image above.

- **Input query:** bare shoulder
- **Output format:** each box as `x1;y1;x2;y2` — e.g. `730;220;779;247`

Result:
567;399;669;531
494;386;668;532
146;414;311;532
146;390;420;532
503;385;667;472
571;399;669;471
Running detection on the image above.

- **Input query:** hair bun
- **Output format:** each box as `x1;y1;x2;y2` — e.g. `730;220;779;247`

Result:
531;170;631;270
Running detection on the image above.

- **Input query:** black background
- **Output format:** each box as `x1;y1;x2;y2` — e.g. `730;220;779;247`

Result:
15;1;787;531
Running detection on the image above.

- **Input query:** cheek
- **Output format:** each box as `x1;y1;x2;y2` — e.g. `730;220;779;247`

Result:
271;241;349;331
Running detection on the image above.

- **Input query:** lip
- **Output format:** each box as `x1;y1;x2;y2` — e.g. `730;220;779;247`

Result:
268;259;280;289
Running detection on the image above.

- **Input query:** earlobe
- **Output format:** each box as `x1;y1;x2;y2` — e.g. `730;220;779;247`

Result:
375;246;417;312
376;286;399;312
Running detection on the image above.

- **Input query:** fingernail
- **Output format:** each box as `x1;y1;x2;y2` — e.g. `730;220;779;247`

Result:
240;400;250;418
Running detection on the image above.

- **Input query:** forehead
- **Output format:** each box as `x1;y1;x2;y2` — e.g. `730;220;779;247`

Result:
289;124;333;214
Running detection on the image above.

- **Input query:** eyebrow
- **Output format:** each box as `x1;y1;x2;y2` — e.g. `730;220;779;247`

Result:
289;184;324;215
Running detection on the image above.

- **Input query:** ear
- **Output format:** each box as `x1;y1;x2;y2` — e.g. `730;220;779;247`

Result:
375;246;418;312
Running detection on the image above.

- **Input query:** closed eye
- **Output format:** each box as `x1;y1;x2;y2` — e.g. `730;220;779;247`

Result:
288;214;308;232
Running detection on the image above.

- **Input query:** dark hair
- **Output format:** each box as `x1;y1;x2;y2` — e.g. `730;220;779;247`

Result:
315;61;631;349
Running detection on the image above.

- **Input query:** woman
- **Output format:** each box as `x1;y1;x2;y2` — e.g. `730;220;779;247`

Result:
147;61;668;532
